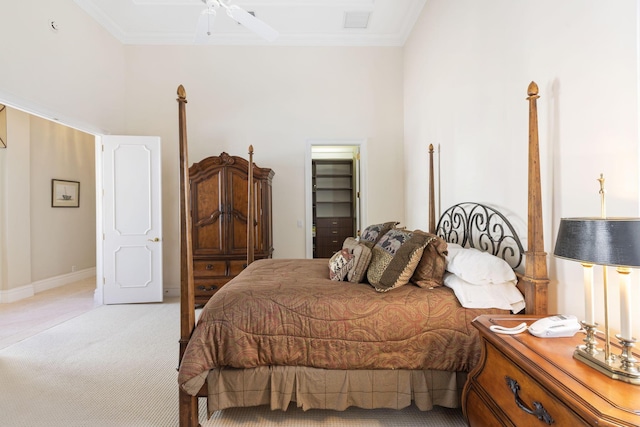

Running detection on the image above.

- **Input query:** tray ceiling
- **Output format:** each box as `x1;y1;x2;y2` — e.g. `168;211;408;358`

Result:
73;0;427;46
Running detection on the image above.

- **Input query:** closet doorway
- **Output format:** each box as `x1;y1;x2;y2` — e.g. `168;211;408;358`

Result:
304;140;367;259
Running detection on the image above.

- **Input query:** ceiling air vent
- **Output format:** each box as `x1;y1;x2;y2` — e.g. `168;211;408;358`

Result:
344;11;370;29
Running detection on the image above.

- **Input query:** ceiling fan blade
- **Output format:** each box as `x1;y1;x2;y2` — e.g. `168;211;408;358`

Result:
195;9;217;44
226;5;279;42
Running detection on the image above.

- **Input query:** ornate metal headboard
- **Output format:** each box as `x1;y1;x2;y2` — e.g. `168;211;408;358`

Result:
435;202;525;269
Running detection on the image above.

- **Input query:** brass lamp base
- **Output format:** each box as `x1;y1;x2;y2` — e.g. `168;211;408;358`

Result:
574;336;640;386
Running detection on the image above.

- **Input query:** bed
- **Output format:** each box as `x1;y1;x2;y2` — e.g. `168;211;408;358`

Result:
176;82;550;426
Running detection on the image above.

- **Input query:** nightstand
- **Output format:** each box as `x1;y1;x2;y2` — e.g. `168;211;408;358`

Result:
462;314;640;426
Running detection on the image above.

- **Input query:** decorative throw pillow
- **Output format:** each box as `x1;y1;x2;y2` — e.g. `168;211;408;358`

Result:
342;237;373;283
367;229;432;292
360;221;399;248
410;230;448;288
328;248;355;281
445;243;516;285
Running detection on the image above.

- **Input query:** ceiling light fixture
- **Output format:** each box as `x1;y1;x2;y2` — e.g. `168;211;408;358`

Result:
195;0;279;44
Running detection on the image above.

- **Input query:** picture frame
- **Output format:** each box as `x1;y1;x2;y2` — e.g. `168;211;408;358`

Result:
51;179;80;208
0;104;6;148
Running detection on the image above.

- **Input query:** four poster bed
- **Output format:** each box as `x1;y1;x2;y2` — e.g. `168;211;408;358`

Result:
176;82;550;426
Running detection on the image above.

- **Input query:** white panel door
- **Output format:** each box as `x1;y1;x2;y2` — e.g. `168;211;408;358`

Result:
102;135;162;304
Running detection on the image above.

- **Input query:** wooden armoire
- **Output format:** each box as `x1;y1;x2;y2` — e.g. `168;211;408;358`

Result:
189;152;274;305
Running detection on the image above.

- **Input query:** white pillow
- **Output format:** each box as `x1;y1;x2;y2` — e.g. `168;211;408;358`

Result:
445;243;516;285
443;272;525;312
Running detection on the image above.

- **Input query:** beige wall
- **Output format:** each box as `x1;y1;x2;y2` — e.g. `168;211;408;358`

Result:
30;116;96;281
403;0;639;336
0;108;95;299
1;108;31;292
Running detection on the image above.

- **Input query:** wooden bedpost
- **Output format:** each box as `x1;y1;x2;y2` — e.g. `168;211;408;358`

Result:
247;145;255;266
428;144;436;234
520;81;549;315
177;85;199;427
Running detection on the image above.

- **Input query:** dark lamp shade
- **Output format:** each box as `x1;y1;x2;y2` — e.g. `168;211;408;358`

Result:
554;218;640;268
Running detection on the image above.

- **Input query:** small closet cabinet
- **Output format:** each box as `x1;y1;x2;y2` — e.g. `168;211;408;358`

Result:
312;159;355;258
189;152;274;305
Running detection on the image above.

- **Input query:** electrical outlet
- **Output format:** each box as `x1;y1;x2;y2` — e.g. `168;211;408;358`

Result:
71;265;76;272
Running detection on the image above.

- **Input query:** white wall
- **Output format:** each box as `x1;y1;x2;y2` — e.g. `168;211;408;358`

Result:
403;0;639;336
121;45;405;293
0;1;126;133
0;1;123;296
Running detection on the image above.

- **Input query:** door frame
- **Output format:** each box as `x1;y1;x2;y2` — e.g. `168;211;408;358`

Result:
95;135;104;305
304;139;368;259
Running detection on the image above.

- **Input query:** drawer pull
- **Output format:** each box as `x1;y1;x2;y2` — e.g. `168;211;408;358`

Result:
505;376;554;425
197;285;218;292
205;264;214;270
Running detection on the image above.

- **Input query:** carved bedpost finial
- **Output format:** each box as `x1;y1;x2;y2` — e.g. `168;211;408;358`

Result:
249;144;254;155
429;143;433;153
527;81;539;98
177;85;187;102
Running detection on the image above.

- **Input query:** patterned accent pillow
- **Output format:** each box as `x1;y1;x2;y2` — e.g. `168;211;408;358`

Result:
360;221;399;248
328;248;355;281
342;237;373;283
367;229;432;292
410;230;448;288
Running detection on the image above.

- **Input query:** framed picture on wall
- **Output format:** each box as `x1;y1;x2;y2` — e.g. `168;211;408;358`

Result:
0;104;6;148
52;179;80;208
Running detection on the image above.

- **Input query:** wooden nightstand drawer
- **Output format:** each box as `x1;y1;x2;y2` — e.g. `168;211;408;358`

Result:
463;315;640;427
477;342;587;426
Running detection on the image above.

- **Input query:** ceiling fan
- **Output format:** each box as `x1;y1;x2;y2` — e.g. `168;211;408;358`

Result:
195;0;279;43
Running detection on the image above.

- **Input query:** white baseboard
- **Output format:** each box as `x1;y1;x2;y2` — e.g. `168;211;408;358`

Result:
0;285;34;303
0;268;97;304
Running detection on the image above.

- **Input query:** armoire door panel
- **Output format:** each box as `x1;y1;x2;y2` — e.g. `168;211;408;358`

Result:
227;168;250;255
192;169;225;254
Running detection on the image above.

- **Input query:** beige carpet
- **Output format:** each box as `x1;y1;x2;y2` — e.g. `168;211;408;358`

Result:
0;298;467;426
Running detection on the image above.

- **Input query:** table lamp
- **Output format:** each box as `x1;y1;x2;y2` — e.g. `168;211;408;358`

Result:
554;178;640;385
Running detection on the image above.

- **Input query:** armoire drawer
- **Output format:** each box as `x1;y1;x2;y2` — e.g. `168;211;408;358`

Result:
193;277;229;299
193;260;227;276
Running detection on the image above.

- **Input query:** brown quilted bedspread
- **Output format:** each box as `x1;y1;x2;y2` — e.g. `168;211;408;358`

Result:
178;258;505;393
